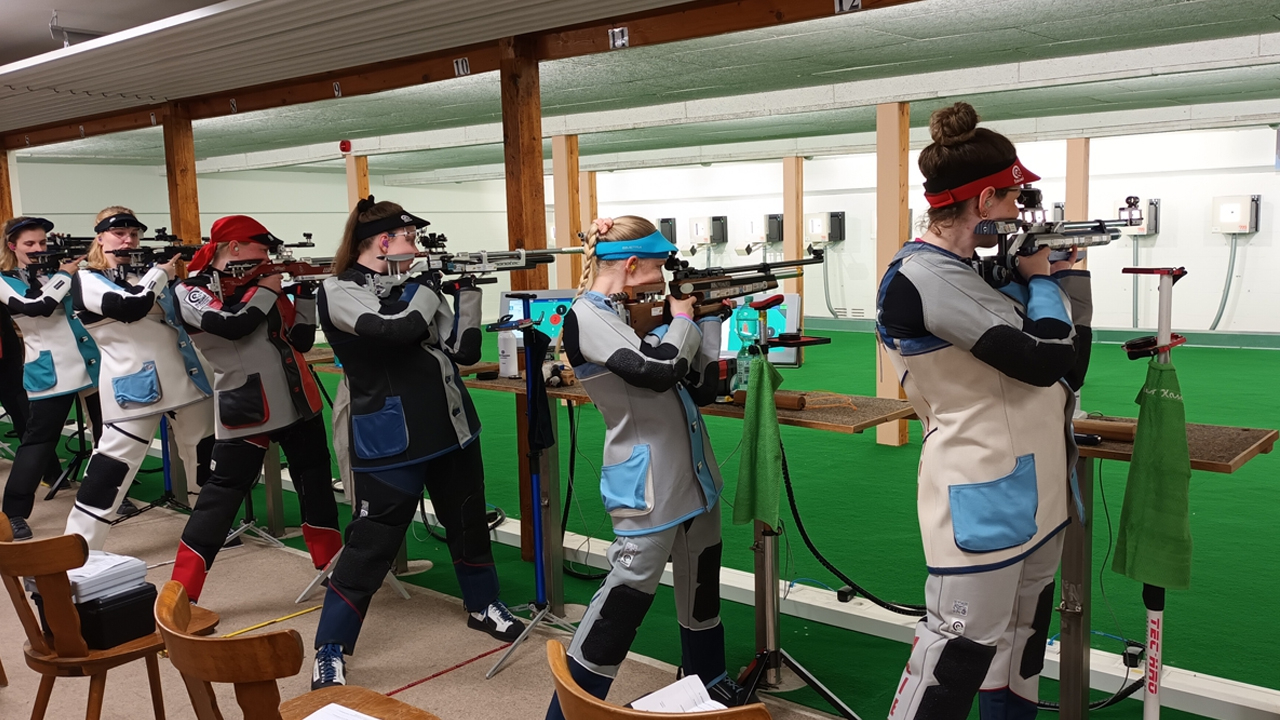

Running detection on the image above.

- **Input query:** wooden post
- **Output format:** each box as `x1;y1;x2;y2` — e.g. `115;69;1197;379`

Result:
0;149;15;223
501;34;548;562
551;135;581;291
162;103;202;245
345;154;370;211
875;102;911;447
574;170;597;287
1065;137;1090;269
500;35;549;292
782;156;804;296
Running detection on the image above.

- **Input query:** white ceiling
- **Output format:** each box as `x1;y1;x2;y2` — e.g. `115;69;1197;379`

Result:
0;0;220;66
9;0;1280;175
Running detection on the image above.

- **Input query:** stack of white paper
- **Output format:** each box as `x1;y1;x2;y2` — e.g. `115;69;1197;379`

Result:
630;675;729;713
302;703;379;720
67;551;148;604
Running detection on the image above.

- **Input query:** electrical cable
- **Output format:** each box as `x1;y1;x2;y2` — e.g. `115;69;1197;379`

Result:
415;496;506;544
562;402;607;581
779;441;926;616
1210;233;1238;331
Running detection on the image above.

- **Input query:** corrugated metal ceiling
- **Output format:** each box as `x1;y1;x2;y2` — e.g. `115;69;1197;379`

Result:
11;0;1280;169
0;0;690;132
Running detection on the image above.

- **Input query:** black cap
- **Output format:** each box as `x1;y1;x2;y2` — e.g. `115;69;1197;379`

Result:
5;217;54;237
93;213;148;234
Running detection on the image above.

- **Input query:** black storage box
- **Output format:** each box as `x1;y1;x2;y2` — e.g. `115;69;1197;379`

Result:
34;582;157;650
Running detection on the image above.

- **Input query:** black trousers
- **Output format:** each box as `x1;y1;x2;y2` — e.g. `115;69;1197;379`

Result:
315;439;499;653
2;392;102;519
173;414;341;602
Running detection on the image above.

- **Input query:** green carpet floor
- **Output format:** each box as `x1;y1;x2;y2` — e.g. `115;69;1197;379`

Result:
11;330;1276;719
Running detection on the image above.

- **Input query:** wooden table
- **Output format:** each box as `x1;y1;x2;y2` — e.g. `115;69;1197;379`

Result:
281;685;440;719
1057;420;1277;719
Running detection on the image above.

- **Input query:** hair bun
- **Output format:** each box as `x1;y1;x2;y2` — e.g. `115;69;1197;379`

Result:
930;102;979;147
356;195;377;213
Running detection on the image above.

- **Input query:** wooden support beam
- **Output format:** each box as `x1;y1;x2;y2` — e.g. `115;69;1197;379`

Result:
500;35;549;293
1065;137;1090;269
575;170;597;288
551;135;582;291
501;34;548;562
1;0;926;150
185;43;501;121
781;156;804;295
162;103;201;246
536;0;920;60
2;105;167;151
875;102;910;447
0;149;14;223
345;155;370;211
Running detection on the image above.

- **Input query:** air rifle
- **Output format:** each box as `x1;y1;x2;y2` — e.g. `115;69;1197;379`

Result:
371;232;582;296
207;235;334;300
614;247;825;337
973;187;1144;288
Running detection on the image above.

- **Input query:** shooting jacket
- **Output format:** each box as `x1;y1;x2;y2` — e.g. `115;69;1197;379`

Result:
562;291;725;536
0;269;99;400
176;272;322;439
73;266;213;422
876;242;1093;573
318;265;482;472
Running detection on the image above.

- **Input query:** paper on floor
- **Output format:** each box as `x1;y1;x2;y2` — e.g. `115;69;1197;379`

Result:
630;674;728;713
301;703;379;720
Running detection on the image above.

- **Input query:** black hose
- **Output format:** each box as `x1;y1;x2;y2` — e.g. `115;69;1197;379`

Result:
563;403;607;581
780;441;926;616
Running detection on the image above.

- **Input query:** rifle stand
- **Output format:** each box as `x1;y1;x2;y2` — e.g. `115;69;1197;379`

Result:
113;417;192;524
224;484;286;550
44;395;93;500
295;545;412;603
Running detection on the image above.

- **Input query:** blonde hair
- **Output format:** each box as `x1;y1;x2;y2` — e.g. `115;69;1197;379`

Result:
334;198;410;275
87;205;136;270
1;216;46;272
574;215;658;300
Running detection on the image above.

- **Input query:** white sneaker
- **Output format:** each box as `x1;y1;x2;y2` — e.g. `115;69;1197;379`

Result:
467;600;525;642
312;643;346;690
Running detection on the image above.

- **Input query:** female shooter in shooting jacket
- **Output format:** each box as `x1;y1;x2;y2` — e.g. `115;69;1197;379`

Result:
167;215;341;602
544;216;747;720
310;197;523;690
876;103;1093;719
0;217;102;540
63;206;215;551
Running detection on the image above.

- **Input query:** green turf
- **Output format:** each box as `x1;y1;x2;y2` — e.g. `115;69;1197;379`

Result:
15;330;1272;719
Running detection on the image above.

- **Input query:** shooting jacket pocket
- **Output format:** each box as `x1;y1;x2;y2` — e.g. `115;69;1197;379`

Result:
948;454;1039;553
600;444;654;518
219;373;269;429
112;361;162;409
352;395;410;460
23;350;57;393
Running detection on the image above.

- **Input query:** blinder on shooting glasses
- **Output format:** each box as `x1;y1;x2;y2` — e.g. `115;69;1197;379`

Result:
93;213;148;234
355;210;430;241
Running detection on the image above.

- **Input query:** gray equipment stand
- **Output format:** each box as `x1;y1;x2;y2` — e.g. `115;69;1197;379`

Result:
1058;456;1095;719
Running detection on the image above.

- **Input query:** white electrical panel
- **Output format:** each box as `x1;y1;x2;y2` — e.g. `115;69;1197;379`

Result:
688;216;712;245
1210;195;1260;234
804;212;845;244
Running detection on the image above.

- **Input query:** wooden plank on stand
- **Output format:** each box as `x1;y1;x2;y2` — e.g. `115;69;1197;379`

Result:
0;149;14;223
1066;137;1090;270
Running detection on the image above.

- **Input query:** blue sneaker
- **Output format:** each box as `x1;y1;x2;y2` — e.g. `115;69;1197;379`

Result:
312;643;346;690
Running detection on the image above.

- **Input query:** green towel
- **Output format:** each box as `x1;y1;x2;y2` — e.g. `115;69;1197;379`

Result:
733;357;785;528
1112;360;1193;590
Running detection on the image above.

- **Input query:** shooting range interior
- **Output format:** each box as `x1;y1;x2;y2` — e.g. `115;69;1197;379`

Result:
1;1;1278;719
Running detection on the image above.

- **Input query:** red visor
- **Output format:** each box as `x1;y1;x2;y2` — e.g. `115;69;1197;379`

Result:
923;158;1040;208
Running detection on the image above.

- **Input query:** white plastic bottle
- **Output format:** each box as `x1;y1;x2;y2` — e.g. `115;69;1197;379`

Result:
498;331;519;378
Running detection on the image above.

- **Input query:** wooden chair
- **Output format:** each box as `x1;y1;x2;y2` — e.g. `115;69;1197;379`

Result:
0;512;219;720
546;640;773;720
155;581;439;720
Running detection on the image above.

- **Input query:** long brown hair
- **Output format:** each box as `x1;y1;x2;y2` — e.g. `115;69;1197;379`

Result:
1;216;45;272
87;205;136;270
918;103;1018;232
333;198;410;274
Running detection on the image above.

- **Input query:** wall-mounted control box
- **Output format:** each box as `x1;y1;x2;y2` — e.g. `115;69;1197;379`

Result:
1210;195;1260;234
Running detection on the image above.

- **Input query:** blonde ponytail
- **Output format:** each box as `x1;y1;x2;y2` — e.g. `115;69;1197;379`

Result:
574;227;601;301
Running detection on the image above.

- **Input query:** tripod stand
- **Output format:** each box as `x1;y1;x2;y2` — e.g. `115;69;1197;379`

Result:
733;295;857;719
485;294;577;679
224;481;286;550
44;394;94;500
118;416;193;524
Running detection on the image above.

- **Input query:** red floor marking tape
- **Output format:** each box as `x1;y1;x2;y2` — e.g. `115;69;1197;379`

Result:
386;643;512;697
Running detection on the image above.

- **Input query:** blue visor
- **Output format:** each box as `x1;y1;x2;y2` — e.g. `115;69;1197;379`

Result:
596;230;678;261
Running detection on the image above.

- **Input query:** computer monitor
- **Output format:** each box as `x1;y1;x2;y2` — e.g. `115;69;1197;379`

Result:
499;289;578;348
719;292;802;367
